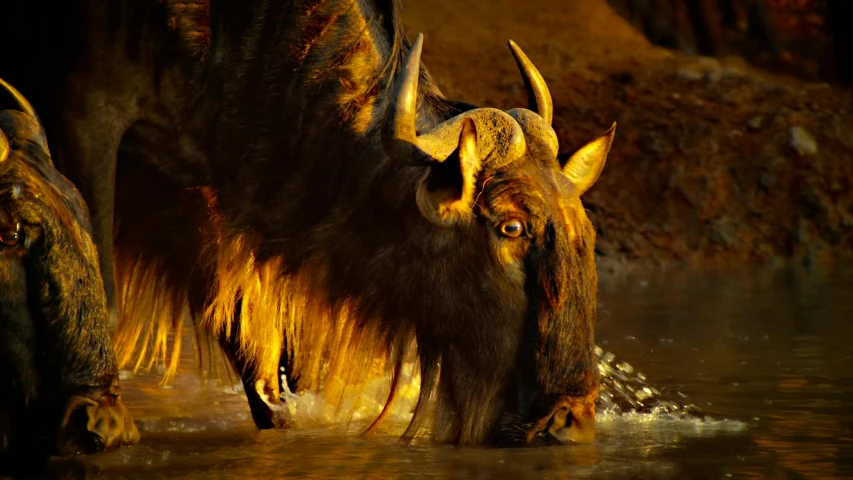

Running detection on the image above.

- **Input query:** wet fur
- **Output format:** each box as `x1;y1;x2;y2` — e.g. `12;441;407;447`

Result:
0;109;122;462
0;0;600;444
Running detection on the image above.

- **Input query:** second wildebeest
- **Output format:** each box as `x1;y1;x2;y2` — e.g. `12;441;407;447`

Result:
0;0;616;446
0;78;138;469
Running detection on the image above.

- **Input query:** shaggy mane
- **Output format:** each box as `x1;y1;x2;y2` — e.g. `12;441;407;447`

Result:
111;0;469;437
111;186;423;433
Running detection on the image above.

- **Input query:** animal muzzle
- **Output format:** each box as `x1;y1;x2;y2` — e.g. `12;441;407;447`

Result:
492;385;599;447
56;377;140;455
525;388;599;445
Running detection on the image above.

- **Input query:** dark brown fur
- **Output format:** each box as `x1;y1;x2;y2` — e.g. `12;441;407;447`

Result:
0;91;138;470
164;0;212;59
0;0;604;445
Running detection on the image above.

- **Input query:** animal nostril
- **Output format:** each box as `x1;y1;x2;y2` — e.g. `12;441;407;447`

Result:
88;433;106;453
548;406;570;429
545;402;596;444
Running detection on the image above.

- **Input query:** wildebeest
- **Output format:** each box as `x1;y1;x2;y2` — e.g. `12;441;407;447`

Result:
0;78;139;467
0;0;615;446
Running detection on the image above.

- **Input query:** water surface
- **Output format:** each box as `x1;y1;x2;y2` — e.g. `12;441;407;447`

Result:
44;263;853;479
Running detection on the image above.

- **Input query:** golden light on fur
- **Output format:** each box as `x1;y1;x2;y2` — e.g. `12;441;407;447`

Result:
0;0;616;447
111;221;418;431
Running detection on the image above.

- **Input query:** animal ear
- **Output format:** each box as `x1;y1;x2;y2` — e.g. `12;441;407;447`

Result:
558;122;616;196
416;117;482;226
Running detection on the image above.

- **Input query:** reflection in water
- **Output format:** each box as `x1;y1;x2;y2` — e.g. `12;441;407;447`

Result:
596;262;853;480
17;263;853;479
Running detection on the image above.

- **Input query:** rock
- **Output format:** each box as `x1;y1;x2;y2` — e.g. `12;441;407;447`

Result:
676;67;704;82
722;67;746;78
747;116;764;131
789;126;819;156
696;57;722;70
706;68;724;85
709;217;738;247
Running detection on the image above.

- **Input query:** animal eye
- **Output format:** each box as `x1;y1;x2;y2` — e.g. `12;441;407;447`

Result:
498;219;524;238
0;223;20;246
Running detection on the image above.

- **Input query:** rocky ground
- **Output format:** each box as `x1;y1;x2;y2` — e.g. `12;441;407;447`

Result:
401;0;853;274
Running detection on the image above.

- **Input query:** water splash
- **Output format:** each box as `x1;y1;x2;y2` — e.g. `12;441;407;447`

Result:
268;344;744;434
595;346;747;433
595;345;702;418
123;342;745;436
277;364;421;429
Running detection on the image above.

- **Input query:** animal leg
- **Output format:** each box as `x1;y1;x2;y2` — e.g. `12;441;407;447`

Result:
51;107;134;332
217;307;290;430
187;269;289;429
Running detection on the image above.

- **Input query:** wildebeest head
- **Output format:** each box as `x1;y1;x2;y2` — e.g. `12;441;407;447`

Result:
385;36;615;446
0;78;139;460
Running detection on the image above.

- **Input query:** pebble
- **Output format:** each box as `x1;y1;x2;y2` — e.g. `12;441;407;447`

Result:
706;68;724;85
676;68;704;82
746;116;763;131
789;126;819;156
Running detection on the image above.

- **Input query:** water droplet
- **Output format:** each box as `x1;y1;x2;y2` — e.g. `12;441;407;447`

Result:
616;362;634;374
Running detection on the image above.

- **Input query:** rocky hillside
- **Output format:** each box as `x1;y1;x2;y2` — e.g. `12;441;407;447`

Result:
402;0;853;272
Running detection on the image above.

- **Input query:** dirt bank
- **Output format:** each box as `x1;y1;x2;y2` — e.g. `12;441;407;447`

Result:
401;0;853;272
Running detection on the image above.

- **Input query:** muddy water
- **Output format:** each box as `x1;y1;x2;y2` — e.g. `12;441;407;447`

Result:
43;263;853;479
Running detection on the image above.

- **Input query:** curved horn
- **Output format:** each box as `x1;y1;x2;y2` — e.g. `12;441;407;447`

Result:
0;77;38;120
382;33;425;163
0;128;9;165
0;77;49;152
383;34;527;168
507;40;553;125
507;108;559;158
